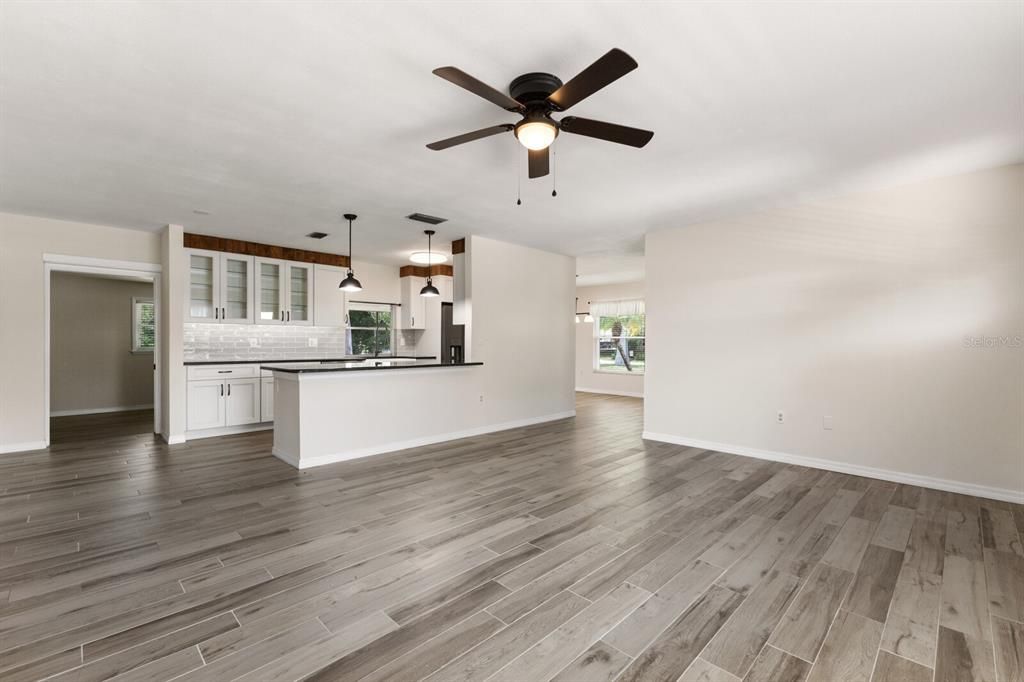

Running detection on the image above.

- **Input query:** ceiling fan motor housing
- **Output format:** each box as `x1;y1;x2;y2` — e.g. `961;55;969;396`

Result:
509;72;564;107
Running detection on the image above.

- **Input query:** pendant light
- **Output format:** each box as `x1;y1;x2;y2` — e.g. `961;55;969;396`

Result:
339;213;362;292
419;229;440;297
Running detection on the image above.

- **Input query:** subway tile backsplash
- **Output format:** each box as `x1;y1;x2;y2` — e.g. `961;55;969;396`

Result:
184;323;418;361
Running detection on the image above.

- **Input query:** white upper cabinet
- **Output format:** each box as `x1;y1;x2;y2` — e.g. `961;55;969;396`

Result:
399;276;426;330
313;264;348;327
220;254;254;323
185;249;254;323
254;257;315;325
288;263;313;325
255;258;286;324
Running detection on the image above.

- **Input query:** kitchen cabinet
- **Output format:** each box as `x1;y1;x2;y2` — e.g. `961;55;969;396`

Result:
225;378;261;426
255;258;315;325
185;366;262;432
186;379;226;430
313;264;348;327
399;276;426;329
185;249;254;323
261;377;274;422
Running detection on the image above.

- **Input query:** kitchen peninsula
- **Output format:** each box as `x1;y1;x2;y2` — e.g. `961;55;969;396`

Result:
265;360;484;469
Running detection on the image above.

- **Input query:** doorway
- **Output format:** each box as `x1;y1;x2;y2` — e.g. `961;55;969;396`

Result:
44;255;162;446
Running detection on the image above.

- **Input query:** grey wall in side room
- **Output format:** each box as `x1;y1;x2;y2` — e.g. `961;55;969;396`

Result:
50;272;155;414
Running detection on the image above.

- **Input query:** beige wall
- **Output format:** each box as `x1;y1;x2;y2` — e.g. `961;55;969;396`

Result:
469;235;576;425
50;273;155;413
0;212;162;451
575;281;646;397
644;164;1024;501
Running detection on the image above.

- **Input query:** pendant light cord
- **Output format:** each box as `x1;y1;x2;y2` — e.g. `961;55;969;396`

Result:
347;216;353;273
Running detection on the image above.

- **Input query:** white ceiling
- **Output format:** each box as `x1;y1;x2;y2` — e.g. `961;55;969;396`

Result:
2;2;1021;284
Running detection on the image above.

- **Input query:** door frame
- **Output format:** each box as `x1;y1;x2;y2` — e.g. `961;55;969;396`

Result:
43;254;163;446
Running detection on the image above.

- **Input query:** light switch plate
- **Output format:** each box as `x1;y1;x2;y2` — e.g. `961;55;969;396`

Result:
823;415;833;430
308;338;318;347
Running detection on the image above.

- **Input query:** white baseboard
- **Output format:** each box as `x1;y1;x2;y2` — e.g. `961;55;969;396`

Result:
186;423;273;441
642;431;1023;504
275;410;577;470
51;404;154;417
0;440;48;454
163;434;187;445
575;388;644;399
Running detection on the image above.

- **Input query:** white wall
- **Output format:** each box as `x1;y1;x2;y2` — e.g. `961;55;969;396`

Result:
0;212;163;452
645;164;1024;501
50;273;155;414
468;235;576;425
575;281;646;397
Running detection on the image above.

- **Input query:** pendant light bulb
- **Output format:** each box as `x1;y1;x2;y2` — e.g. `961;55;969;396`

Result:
420;229;440;297
339;213;362;292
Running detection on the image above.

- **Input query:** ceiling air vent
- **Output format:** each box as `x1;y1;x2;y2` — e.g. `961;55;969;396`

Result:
406;213;448;225
306;231;329;239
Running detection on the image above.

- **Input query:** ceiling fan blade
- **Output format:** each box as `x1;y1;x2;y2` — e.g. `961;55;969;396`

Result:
559;116;653;148
528;148;550;178
433;67;525;112
426;124;513;151
547;48;638;111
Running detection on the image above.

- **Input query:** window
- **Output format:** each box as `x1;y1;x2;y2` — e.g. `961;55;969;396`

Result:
347;303;395;356
592;300;645;374
132;297;155;353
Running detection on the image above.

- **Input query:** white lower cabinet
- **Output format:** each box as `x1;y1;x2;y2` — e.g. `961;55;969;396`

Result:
186;379;227;431
260;377;274;422
226;378;261;426
186;365;268;433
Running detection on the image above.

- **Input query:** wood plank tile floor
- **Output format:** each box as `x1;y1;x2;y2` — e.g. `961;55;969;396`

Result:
1;394;1021;681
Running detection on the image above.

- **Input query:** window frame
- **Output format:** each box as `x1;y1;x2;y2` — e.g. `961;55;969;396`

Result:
346;303;396;356
131;296;156;354
592;311;645;375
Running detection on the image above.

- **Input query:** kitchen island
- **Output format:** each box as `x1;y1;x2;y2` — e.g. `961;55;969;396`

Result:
263;360;486;469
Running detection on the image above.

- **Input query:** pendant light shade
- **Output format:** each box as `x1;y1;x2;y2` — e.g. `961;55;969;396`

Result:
419;229;440;297
339;213;362;292
340;271;362;292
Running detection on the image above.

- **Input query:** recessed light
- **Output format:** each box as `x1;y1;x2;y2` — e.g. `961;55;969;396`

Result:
192;209;211;215
306;232;329;240
409;252;448;265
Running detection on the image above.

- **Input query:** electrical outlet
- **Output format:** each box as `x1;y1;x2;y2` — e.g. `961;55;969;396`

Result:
823;415;833;430
776;411;785;424
308;338;318;347
479;395;484;403
248;338;259;348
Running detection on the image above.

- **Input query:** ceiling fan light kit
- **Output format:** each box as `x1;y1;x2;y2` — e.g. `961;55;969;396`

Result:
427;48;653;180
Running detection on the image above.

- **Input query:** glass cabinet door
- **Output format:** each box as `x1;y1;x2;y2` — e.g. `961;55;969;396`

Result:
188;252;218;321
288;264;312;324
220;255;253;323
256;260;284;323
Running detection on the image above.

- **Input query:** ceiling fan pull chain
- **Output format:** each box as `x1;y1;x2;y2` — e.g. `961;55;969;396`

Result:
552;145;558;197
516;150;522;205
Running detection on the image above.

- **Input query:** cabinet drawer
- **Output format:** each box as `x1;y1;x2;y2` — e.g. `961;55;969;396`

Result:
187;365;260;380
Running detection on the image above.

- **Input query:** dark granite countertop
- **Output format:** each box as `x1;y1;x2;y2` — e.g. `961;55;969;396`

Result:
262;361;483;374
184;356;436;366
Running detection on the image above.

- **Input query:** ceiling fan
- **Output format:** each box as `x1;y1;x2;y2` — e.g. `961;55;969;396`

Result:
426;48;653;179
